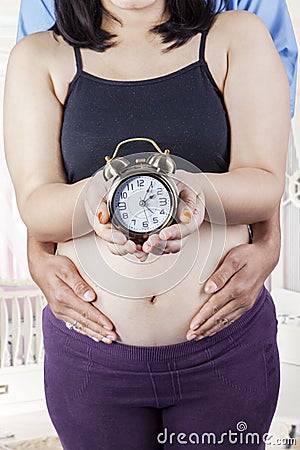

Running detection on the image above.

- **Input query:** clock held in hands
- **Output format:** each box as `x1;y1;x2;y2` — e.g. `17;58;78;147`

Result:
104;138;179;243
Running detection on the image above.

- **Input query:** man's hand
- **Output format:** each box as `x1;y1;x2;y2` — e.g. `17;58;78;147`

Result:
186;237;279;341
28;236;118;344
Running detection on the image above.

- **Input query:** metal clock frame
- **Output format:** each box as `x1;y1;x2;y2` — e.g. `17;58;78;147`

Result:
106;164;179;242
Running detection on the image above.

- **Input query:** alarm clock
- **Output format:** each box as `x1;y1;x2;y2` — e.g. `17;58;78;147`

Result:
103;138;179;243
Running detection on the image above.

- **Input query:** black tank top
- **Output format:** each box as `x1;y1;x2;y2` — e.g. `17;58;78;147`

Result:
61;31;230;183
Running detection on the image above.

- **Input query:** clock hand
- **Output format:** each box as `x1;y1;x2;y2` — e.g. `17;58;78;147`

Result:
143;207;149;222
145;204;154;214
142;183;152;202
147;194;156;201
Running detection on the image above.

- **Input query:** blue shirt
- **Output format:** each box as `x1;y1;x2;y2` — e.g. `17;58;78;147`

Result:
17;0;297;117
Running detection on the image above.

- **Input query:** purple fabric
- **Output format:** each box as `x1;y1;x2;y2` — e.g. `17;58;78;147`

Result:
42;285;279;449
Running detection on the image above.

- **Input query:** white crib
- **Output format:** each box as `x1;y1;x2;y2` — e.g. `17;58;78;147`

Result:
0;286;46;416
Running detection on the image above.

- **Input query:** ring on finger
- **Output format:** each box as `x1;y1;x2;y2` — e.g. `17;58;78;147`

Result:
221;317;229;327
73;320;83;332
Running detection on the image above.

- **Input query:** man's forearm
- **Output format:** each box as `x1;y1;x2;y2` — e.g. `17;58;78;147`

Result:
27;229;56;276
250;203;281;262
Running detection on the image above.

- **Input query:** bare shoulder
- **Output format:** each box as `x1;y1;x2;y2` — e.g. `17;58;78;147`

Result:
7;32;75;100
214;10;270;34
10;31;57;63
8;31;70;73
211;10;274;51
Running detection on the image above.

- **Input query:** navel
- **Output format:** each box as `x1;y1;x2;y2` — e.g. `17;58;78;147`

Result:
149;295;158;305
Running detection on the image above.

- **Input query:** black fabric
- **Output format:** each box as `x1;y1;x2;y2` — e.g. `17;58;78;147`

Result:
61;31;230;183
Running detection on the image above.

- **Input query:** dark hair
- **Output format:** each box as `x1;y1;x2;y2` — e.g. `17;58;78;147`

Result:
52;0;228;52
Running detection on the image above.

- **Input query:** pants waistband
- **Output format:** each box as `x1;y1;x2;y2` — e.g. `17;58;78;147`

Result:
44;285;268;362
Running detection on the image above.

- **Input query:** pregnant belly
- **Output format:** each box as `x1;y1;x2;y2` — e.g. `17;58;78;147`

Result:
57;222;249;346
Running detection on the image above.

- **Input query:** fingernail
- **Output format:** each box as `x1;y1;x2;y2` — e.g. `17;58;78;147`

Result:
162;231;172;240
92;337;99;342
204;280;218;294
182;210;192;221
102;336;112;343
98;211;103;223
106;335;116;340
103;325;112;331
127;240;136;251
144;242;151;251
191;323;200;331
196;334;205;341
83;290;95;301
187;334;197;341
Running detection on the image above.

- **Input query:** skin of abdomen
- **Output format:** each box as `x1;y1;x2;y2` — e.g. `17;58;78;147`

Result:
57;222;249;346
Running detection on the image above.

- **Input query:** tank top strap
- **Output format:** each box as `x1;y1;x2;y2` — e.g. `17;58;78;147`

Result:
73;47;83;74
199;30;209;62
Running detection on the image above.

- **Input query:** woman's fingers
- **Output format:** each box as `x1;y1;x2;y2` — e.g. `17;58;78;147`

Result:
176;182;197;221
86;197;142;256
159;194;205;241
106;240;136;255
142;233;188;254
143;233;167;254
141;181;205;255
96;200;110;225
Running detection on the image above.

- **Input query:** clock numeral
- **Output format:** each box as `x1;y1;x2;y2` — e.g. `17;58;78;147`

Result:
137;179;145;187
153;217;159;224
127;183;134;191
157;187;163;195
118;201;127;211
120;192;128;199
131;219;136;225
159;197;167;207
142;221;149;228
160;210;165;215
122;213;128;219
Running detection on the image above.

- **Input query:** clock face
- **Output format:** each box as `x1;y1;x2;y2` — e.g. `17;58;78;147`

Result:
111;174;174;235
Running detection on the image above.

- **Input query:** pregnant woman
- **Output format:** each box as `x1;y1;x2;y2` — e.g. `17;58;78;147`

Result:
4;0;290;449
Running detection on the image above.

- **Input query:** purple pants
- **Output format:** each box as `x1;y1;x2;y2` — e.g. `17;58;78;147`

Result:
43;285;280;450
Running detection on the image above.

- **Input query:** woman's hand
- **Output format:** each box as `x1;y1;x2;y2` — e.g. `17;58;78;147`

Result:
84;170;148;261
142;173;205;255
27;236;118;344
186;237;279;341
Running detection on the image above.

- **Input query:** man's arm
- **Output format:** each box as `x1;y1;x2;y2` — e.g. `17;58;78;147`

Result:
230;0;298;117
27;231;118;344
186;0;297;339
17;0;55;41
187;205;281;339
